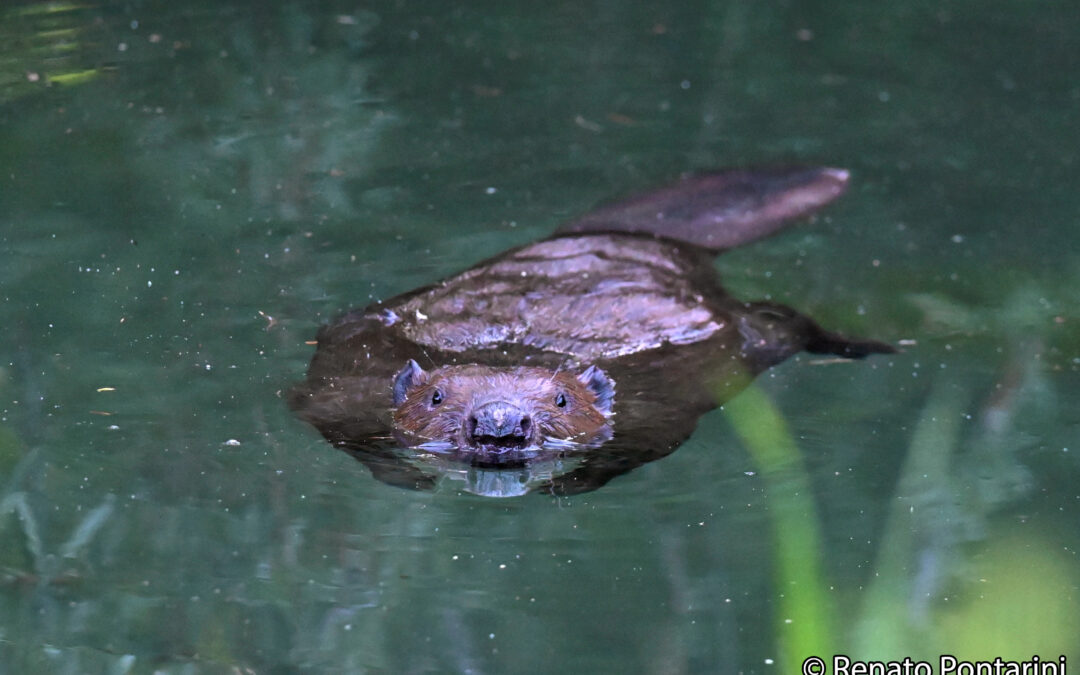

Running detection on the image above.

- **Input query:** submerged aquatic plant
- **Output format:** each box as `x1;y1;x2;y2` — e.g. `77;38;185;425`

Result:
724;382;837;668
725;317;1076;666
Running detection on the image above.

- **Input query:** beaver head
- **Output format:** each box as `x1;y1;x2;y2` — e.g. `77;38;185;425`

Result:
391;360;615;464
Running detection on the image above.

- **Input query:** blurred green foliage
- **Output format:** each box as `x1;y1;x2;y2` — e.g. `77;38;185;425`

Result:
0;0;1077;671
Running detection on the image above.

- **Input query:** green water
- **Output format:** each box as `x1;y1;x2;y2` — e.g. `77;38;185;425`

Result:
1;0;1077;672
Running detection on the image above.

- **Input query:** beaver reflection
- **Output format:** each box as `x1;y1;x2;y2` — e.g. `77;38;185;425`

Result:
289;167;894;497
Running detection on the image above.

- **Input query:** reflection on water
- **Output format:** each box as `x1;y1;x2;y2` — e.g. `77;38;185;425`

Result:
0;0;1078;671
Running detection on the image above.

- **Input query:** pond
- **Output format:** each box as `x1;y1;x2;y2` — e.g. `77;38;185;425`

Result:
1;0;1077;672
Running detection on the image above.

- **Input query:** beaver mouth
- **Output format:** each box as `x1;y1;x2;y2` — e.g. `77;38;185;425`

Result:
467;433;537;468
469;433;530;452
466;428;538;467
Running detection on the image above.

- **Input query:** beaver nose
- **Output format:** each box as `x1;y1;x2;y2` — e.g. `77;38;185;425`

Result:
469;402;531;440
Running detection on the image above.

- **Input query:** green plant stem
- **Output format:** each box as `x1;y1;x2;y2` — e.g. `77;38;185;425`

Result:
724;383;835;668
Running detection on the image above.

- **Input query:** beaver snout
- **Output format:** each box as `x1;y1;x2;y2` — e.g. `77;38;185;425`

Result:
468;402;532;448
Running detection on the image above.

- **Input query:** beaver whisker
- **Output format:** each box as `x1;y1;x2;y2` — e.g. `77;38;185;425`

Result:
416;440;458;453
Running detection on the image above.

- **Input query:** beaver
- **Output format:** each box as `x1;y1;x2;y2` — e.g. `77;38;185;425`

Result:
290;167;894;496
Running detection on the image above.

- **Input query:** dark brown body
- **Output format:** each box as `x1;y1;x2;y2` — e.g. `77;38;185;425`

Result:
290;167;894;496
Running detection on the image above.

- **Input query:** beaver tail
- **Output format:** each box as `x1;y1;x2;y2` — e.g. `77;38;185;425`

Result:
556;167;850;253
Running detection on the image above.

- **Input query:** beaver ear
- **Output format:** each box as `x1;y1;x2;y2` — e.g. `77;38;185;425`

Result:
393;359;428;406
577;365;615;415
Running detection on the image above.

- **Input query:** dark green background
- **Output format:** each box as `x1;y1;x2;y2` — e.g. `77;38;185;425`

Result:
1;1;1077;671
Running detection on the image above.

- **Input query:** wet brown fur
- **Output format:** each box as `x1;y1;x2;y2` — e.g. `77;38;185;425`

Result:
393;365;611;449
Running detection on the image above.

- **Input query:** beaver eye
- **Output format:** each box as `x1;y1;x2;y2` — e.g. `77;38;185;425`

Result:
431;389;444;406
555;393;567;408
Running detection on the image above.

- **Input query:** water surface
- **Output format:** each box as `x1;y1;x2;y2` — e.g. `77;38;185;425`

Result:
1;0;1078;672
